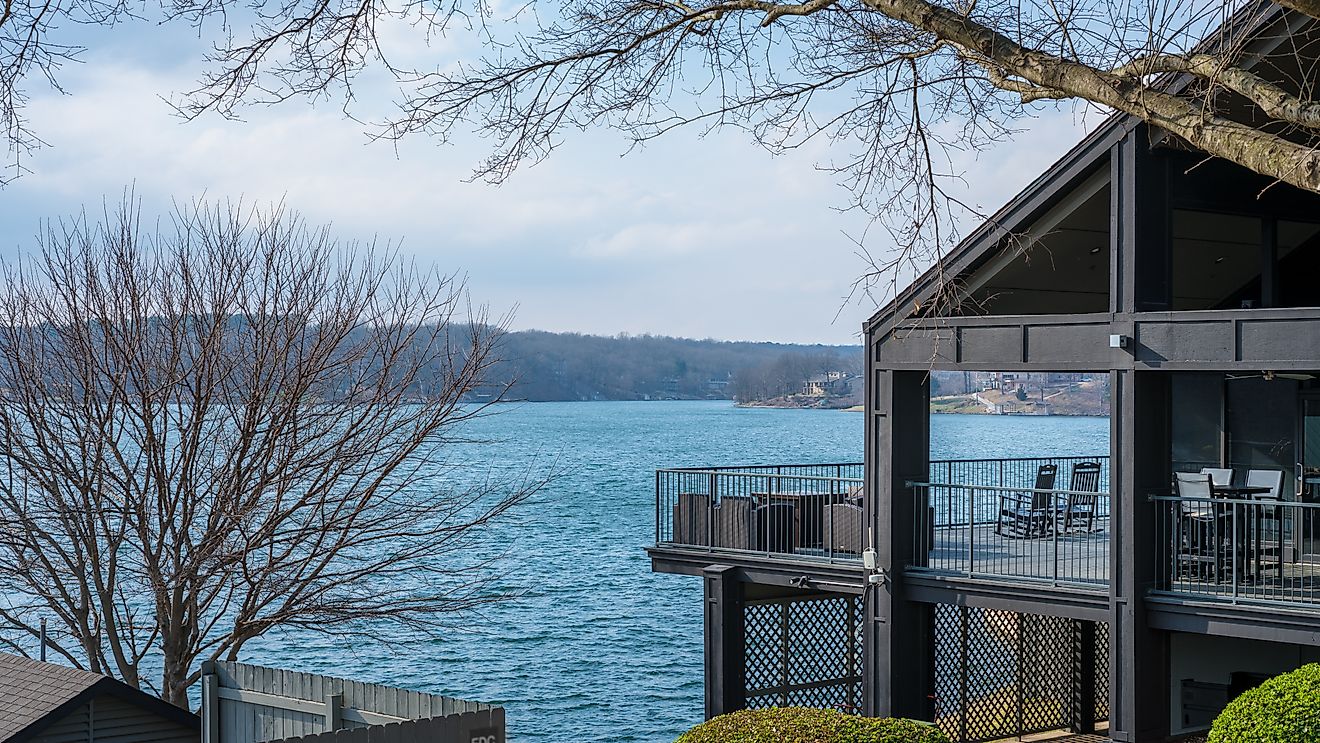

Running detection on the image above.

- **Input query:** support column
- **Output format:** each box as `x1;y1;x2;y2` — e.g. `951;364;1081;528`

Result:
866;368;932;720
1070;619;1097;734
1109;370;1171;742
703;564;745;718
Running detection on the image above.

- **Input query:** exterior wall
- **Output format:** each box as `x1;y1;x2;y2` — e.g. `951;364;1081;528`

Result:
33;697;198;743
1168;634;1318;736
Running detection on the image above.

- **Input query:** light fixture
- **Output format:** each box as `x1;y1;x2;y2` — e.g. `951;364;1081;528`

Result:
1089;247;1102;254
1215;256;1225;264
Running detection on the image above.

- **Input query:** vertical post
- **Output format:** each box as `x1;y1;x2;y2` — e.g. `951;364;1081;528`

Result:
39;618;45;662
867;368;932;720
703;564;745;718
967;487;975;574
324;693;343;731
1109;125;1172;743
709;473;717;551
1110;369;1171;742
201;664;220;743
1071;620;1097;734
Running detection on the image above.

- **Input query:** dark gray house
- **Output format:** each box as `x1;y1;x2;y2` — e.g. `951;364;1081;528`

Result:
0;653;199;743
649;4;1320;742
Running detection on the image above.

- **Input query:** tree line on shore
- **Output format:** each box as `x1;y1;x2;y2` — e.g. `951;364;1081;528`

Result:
484;331;863;402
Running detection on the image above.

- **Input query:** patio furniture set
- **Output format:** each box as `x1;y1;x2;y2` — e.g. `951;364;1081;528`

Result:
1171;468;1285;584
994;461;1105;539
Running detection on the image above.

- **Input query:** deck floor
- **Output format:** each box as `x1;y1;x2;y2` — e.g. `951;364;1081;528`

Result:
911;520;1320;606
919;520;1113;586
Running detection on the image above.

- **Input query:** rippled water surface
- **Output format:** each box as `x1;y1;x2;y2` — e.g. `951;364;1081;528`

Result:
240;402;1108;743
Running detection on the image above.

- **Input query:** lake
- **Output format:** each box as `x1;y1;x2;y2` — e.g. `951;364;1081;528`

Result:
240;401;1109;743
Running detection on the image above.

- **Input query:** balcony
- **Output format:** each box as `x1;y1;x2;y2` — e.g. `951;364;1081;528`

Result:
654;463;865;565
652;457;1113;587
1154;495;1320;609
907;456;1111;590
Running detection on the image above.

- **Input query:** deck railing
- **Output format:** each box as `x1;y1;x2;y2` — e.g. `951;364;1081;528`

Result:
653;457;1111;567
1154;496;1320;609
908;482;1111;587
656;464;865;562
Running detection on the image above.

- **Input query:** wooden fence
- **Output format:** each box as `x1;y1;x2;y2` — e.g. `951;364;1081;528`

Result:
200;660;504;743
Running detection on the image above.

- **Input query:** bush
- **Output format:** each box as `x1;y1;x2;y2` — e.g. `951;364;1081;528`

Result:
676;708;949;743
1209;664;1320;743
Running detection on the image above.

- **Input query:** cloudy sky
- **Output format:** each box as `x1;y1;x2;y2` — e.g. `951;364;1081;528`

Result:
0;19;1097;345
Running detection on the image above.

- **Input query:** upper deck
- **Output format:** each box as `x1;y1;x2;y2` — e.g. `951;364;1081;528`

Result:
650;455;1320;620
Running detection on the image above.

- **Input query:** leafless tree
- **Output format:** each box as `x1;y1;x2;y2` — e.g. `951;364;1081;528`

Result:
7;0;1320;303
0;197;534;706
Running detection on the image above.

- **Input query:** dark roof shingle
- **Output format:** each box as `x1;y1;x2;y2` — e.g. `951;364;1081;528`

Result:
0;652;104;740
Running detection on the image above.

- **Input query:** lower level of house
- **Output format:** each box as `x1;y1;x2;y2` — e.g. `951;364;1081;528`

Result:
659;561;1320;743
649;450;1320;741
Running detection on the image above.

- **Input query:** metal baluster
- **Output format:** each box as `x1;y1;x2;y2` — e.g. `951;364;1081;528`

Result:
1231;502;1239;601
968;486;976;575
1052;489;1059;585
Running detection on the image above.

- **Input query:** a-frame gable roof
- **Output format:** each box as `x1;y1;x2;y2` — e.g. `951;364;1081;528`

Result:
864;1;1298;338
0;653;199;743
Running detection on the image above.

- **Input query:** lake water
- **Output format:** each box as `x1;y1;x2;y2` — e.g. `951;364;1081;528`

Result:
240;401;1109;743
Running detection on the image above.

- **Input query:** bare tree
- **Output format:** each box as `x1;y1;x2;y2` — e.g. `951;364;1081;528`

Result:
0;197;534;706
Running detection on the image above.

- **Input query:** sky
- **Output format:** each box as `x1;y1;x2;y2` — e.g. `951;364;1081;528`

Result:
0;17;1098;345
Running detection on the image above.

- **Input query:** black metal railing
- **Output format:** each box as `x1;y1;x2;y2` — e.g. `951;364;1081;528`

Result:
1154;496;1320;608
653;457;1111;567
909;482;1111;587
656;465;865;562
927;456;1110;494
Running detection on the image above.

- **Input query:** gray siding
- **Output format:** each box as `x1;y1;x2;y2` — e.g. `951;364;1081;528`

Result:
33;698;197;743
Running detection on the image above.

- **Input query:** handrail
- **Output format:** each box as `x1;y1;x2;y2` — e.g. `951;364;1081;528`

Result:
658;468;864;484
660;462;862;472
910;481;1111;498
1150;495;1320;507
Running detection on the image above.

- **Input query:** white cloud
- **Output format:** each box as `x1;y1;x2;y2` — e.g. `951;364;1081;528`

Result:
1;41;1097;345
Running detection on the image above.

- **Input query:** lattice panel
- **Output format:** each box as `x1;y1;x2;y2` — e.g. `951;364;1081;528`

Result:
933;605;1110;743
743;593;863;713
1094;621;1111;722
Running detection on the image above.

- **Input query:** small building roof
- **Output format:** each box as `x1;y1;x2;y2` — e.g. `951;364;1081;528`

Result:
0;652;199;743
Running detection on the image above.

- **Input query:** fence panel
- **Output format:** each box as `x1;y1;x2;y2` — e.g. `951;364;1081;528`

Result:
201;661;503;743
744;592;864;713
932;605;1109;743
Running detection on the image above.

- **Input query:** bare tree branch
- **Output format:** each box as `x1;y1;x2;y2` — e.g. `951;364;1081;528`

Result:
0;196;537;705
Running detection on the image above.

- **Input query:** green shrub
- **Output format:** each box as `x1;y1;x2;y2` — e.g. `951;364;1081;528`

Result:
1209;663;1320;743
675;707;949;743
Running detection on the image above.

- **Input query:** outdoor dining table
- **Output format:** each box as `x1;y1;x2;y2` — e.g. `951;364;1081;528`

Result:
1211;485;1274;581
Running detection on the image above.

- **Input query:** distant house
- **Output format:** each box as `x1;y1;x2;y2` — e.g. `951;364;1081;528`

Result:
802;371;852;397
0;653;199;743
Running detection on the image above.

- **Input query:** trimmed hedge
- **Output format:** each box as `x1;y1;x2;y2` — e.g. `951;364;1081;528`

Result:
1209;664;1320;743
675;708;949;743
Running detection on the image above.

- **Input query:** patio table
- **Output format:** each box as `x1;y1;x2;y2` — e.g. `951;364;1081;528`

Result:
1211;485;1273;581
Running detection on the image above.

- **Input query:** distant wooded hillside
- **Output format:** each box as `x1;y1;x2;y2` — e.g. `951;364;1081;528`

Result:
486;331;863;402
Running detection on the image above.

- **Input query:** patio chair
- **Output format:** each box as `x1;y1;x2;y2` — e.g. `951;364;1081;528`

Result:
1246;469;1286;571
995;464;1058;539
713;495;755;550
844;484;865;508
824;503;865;554
673;492;711;546
1058;462;1103;533
1174;472;1223;580
755;502;797;553
1201;467;1234;489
